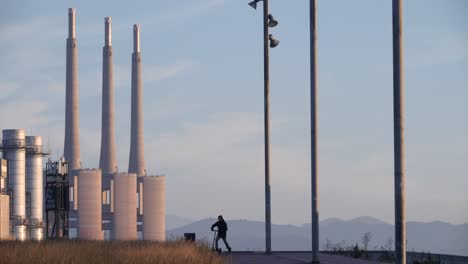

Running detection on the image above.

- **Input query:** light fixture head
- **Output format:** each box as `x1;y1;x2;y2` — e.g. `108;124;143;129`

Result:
268;14;278;27
248;0;259;9
269;34;279;48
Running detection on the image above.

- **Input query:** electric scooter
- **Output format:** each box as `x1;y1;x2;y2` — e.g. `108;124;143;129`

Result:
211;229;222;253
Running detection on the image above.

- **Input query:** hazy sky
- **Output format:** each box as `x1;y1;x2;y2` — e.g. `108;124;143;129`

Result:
0;0;466;225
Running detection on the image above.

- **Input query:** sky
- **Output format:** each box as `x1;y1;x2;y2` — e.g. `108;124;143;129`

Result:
0;0;467;226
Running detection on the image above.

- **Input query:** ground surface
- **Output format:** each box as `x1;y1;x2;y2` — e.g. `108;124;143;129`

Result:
228;252;384;264
0;241;224;264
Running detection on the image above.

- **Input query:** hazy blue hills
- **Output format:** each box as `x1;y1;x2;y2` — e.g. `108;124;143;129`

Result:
166;216;468;256
166;215;194;230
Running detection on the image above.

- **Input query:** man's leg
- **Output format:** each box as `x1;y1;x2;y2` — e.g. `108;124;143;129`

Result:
222;236;231;252
215;235;221;251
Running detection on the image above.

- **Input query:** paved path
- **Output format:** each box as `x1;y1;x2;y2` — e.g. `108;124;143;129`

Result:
228;252;384;264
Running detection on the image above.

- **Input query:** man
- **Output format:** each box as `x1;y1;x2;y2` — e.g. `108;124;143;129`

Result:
211;215;232;252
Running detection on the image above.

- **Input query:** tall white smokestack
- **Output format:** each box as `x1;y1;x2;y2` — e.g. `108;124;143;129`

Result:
99;17;117;175
64;7;81;170
128;24;146;177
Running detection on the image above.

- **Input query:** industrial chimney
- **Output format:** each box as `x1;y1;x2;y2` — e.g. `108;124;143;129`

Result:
128;24;146;177
99;17;117;176
64;7;81;170
99;17;117;239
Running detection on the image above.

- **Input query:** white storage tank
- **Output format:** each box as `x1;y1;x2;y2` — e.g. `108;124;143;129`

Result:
26;136;44;240
77;169;103;240
113;173;137;240
143;176;165;241
2;129;26;241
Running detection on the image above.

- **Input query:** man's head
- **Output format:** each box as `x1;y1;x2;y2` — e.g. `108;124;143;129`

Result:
218;215;223;221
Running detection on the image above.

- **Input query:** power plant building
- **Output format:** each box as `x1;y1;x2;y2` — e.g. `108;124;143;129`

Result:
0;8;166;242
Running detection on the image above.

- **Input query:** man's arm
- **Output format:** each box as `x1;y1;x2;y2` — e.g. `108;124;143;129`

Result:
211;222;218;231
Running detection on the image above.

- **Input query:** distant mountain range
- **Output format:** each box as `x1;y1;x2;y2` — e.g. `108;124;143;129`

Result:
166;215;193;230
166;216;468;256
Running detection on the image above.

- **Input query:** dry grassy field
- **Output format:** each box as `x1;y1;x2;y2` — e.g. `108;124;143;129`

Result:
0;240;227;264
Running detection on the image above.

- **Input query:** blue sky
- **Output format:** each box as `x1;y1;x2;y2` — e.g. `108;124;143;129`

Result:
0;0;467;225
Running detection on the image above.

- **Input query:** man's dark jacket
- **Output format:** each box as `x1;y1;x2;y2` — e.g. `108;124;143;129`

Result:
211;220;228;238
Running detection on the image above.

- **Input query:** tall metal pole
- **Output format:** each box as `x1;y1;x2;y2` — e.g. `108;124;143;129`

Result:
392;0;406;264
262;0;272;255
310;0;319;263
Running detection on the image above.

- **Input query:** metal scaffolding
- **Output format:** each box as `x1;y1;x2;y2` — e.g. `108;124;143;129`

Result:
45;158;70;239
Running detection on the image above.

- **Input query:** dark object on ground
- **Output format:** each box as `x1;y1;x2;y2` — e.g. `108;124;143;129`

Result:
352;244;363;259
184;233;195;242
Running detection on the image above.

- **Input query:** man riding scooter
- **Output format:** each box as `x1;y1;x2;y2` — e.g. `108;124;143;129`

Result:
211;215;232;253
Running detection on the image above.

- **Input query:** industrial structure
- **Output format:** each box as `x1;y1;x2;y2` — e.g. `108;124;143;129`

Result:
100;16;118;240
0;8;165;241
143;176;165;241
45;158;70;239
77;169;103;240
26;136;45;240
129;24;146;179
113;173;137;240
2;129;27;240
0;130;48;240
64;8;81;172
0;159;9;239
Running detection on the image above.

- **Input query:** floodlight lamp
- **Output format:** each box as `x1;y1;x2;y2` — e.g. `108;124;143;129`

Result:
248;0;259;9
268;14;278;27
269;34;279;48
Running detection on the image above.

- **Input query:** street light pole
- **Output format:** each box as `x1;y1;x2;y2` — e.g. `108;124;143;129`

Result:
310;0;319;263
392;0;406;264
262;0;272;255
249;0;278;254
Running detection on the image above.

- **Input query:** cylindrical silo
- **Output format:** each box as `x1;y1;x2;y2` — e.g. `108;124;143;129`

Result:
26;136;44;240
0;194;10;240
77;169;103;240
143;176;165;241
113;173;137;240
2;129;26;241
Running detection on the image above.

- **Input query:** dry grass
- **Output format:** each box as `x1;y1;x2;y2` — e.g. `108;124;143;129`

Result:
0;240;228;264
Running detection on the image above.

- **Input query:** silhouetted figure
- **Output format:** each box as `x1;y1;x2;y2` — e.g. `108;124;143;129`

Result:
211;215;231;252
